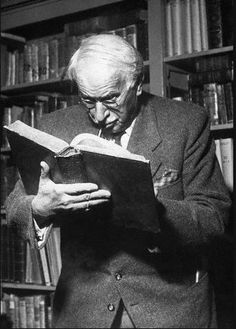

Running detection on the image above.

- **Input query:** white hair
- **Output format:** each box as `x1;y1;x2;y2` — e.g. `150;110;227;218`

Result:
67;34;144;86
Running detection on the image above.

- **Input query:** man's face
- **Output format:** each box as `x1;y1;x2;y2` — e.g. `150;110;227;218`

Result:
77;62;140;135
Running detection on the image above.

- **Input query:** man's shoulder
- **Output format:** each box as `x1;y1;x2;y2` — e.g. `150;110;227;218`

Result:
143;92;209;125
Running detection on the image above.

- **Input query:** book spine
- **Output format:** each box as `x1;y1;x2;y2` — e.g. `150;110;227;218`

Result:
39;246;52;286
203;83;219;126
223;82;233;123
49;38;59;79
199;0;209;50
165;0;173;56
190;0;202;52
39;296;46;328
220;138;233;191
31;43;39;82
58;36;65;77
1;44;8;87
23;44;33;83
215;139;223;171
170;0;182;55
181;0;192;54
25;296;35;328
6;51;13;86
19;298;27;328
8;294;15;327
216;83;227;124
14;49;19;85
206;0;223;49
14;234;26;283
125;24;137;48
38;40;49;81
34;295;41;328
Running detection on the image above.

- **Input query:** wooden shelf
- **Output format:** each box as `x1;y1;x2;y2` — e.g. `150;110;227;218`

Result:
1;0;123;30
1;78;78;96
1;282;56;291
210;123;234;131
164;46;234;71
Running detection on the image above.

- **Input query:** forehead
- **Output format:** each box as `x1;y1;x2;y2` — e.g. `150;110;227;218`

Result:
77;60;128;93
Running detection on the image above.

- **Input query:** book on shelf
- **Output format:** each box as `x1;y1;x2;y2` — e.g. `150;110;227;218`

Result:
165;0;174;56
199;0;209;51
170;0;182;55
4;120;159;233
215;139;223;172
38;246;52;286
190;0;202;52
219;138;233;192
206;0;223;49
1;293;51;328
203;83;219;126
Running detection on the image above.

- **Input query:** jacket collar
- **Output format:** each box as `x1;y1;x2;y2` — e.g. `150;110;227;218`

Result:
127;94;162;177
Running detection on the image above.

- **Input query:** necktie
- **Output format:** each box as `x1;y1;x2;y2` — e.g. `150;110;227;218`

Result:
100;130;123;146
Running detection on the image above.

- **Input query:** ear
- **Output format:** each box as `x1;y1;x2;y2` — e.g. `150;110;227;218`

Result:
136;82;143;96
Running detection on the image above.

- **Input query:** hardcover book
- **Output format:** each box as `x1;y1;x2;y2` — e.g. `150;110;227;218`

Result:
5;120;159;232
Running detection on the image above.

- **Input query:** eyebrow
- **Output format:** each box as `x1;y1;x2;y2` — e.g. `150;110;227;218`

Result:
80;92;121;101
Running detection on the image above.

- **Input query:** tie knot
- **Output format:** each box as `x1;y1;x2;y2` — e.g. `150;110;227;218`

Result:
101;130;123;145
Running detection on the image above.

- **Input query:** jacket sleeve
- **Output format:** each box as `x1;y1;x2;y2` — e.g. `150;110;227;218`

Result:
157;110;231;249
5;179;53;248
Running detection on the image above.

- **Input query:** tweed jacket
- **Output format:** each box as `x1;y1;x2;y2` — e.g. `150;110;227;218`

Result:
6;92;231;328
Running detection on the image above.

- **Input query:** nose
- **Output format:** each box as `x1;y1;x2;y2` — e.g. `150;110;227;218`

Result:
94;101;109;123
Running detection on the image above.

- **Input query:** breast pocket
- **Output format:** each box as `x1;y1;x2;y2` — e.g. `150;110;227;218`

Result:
157;178;183;200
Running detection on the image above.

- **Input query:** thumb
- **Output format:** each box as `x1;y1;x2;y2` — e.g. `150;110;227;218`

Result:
40;161;50;180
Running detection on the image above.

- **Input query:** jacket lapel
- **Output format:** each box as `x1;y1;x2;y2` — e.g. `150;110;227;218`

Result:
127;97;162;178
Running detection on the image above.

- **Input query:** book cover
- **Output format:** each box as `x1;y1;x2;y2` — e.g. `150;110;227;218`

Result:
5;120;160;233
19;298;27;328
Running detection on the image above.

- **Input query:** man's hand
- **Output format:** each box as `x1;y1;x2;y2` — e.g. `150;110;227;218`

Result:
32;161;111;225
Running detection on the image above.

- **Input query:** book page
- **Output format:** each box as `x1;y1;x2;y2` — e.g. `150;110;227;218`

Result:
70;133;147;162
5;120;69;154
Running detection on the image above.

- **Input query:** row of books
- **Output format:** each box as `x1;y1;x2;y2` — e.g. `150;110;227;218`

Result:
164;0;233;57
215;138;233;192
1;22;146;87
1;221;61;287
190;82;233;126
1;293;52;328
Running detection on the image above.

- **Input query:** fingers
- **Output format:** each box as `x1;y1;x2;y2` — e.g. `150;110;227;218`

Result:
64;189;111;204
57;183;100;195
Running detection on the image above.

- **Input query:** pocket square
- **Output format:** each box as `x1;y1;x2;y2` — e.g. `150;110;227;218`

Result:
154;168;179;188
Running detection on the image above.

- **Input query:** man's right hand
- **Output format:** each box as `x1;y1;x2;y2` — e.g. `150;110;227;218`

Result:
31;161;111;225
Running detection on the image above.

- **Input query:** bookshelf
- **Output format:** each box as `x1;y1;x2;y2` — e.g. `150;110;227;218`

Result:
0;0;234;328
161;1;234;328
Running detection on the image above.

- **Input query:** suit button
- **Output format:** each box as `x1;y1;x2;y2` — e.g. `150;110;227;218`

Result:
115;273;122;281
107;303;115;311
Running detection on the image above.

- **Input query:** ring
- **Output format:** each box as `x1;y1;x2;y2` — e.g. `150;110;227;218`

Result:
85;193;90;201
85;201;90;212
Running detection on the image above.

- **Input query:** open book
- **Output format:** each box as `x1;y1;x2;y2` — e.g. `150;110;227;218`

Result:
5;120;159;232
